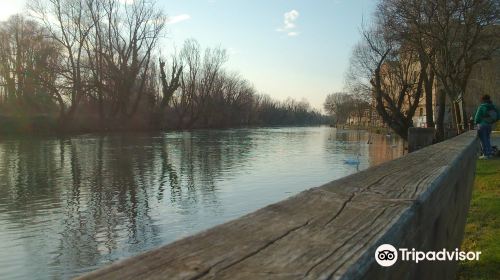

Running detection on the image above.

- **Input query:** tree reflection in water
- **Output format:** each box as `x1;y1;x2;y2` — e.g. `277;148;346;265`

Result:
0;127;401;279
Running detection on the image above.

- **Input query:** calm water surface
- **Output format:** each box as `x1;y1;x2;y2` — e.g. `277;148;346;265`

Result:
0;126;403;279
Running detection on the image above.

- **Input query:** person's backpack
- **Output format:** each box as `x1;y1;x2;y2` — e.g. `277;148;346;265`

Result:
483;107;498;124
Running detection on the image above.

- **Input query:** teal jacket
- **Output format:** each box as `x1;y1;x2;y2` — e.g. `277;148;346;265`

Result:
474;102;499;126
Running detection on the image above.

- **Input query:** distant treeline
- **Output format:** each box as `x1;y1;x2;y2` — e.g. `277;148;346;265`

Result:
0;0;326;134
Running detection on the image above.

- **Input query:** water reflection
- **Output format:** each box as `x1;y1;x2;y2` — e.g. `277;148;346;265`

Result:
0;127;403;279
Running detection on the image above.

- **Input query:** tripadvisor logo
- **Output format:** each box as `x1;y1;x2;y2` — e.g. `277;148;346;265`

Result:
375;244;398;267
374;244;481;267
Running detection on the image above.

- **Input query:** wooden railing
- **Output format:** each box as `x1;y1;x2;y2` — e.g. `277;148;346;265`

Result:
78;131;479;280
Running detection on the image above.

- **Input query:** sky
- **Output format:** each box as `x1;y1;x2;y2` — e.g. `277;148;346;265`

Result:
0;0;377;111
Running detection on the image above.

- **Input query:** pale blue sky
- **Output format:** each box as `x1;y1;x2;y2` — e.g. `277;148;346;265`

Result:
1;0;376;110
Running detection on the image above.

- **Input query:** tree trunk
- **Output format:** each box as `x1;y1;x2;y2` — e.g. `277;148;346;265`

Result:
435;90;446;141
424;69;435;128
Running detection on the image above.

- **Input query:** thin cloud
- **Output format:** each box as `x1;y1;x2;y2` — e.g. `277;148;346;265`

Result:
277;10;300;37
166;14;191;24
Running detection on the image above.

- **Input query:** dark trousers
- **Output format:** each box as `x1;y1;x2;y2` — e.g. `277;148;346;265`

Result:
478;124;492;156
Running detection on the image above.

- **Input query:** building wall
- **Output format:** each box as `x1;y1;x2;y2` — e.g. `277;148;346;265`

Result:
465;50;500;116
412;48;500;130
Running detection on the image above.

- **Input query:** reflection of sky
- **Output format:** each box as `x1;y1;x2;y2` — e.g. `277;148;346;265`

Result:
0;127;403;279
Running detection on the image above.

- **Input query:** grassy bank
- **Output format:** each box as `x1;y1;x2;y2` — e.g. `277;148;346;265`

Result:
458;157;500;279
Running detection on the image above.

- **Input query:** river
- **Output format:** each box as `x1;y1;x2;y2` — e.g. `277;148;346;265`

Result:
0;126;403;279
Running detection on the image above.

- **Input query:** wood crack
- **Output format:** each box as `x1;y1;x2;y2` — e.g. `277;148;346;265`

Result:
322;192;356;228
323;172;393;228
188;259;228;280
194;219;312;279
325;206;401;279
305;207;390;278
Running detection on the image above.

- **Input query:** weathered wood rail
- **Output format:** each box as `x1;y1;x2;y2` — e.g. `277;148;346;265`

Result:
78;131;479;280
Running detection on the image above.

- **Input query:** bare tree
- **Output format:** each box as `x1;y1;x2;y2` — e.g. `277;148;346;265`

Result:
378;0;500;137
0;15;59;114
29;0;95;127
197;45;227;127
170;39;228;128
29;0;166;129
324;92;354;125
347;22;425;139
100;0;166;120
172;39;201;128
150;56;183;128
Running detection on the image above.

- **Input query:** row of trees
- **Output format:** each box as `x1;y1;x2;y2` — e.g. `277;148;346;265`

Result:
0;0;326;133
341;0;499;140
158;39;327;129
323;92;370;125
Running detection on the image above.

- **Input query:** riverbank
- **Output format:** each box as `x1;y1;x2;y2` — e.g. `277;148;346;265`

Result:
332;124;392;135
458;135;500;279
0;114;329;137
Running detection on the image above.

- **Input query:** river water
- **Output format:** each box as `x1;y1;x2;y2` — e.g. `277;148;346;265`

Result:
0;126;403;279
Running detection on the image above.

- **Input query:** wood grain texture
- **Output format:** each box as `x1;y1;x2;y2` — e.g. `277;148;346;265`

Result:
77;132;479;280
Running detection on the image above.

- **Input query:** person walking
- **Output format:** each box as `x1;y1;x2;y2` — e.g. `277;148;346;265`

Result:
474;94;499;159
